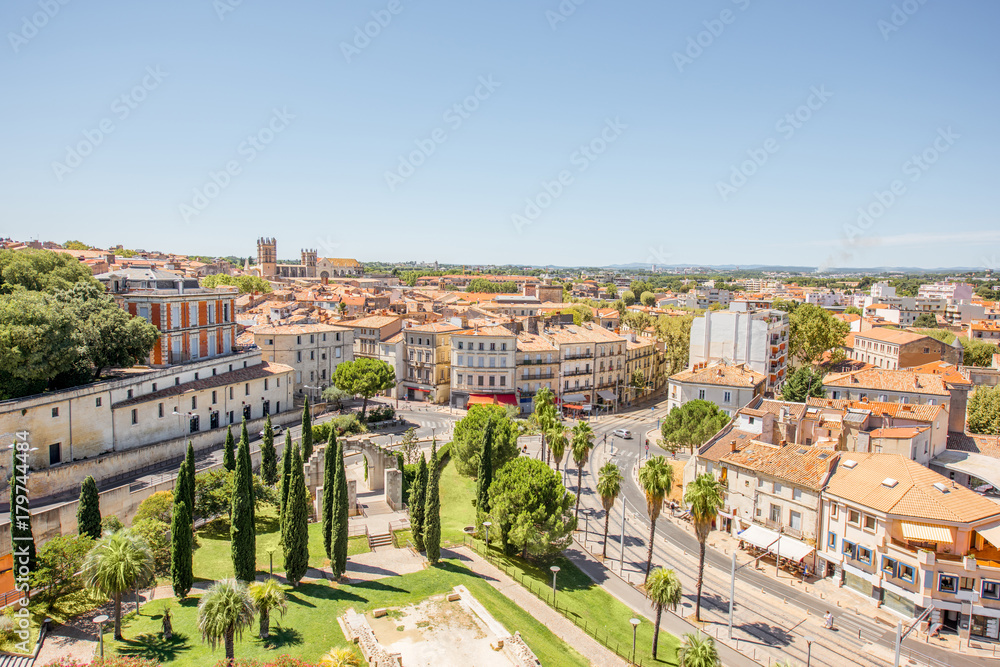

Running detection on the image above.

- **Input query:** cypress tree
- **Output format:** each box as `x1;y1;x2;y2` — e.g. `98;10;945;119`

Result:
223;425;236;472
424;442;441;565
231;424;256;582
174;459;193;521
77;475;102;540
332;436;349;578
476;420;494;529
321;429;337;560
280;431;293;517
170;500;193;598
396;452;407;498
409;454;428;551
301;398;313;461
261;415;278;486
185;441;196;515
282;445;309;586
9;453;35;572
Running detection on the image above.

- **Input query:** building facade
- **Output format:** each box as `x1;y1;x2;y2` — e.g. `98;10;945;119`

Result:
402;322;461;403
250;323;354;397
449;325;518;409
688;308;789;395
667;363;766;416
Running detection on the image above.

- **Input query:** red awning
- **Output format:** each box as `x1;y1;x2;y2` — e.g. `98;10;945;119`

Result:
467;394;518;407
563;403;583;410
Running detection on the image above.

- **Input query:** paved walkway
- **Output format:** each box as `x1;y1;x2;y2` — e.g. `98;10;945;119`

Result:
450;545;627;667
345;547;425;582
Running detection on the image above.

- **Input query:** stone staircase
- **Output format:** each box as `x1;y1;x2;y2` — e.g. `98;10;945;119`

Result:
368;532;393;549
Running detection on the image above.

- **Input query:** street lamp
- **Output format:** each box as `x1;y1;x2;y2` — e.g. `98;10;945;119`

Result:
93;614;109;657
266;547;275;577
805;636;815;667
550;565;560;605
629;617;640;665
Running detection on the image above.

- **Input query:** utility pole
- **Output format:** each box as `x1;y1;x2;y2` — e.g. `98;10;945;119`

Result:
893;620;902;667
619;495;627;576
728;549;736;639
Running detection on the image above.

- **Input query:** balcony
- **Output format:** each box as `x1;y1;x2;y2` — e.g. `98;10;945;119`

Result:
522;372;555;380
564;351;594;360
563;368;592;377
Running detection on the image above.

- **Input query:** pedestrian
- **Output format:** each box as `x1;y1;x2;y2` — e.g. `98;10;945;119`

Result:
824;611;834;630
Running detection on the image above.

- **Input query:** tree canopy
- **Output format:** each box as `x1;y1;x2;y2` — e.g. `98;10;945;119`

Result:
788;303;849;365
968;386;1000;436
0;248;95;294
488;457;576;559
660;400;730;454
656;314;694;377
331;357;396;419
451;404;520;477
781;366;825;403
200;273;273;294
466;278;518;293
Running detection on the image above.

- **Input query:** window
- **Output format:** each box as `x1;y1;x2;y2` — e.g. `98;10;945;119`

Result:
457;355;464;366
500;376;506;387
212;390;217;404
856;546;873;565
478;376;484;387
848;510;861;526
792;488;803;501
863;515;876;531
310;351;315;360
489;376;495;387
774;482;783;495
898;564;916;583
939;574;958;593
229;387;234;400
245;383;250;396
96;397;102;407
960;577;975;591
789;510;802;531
49;443;61;465
881;556;897;577
152;382;157;391
458;342;464;350
828;532;837;549
769;504;780;523
131;408;138;425
842;540;856;559
158;403;164;418
983;580;1000;600
698;389;706;400
264;379;269;391
457;374;463;385
51;407;59;418
297;351;302;362
191;396;197;410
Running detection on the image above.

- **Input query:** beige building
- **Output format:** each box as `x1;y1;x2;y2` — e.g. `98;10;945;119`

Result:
542;323;627;413
343;315;403;358
402;322;462;404
449;325;518;410
624;336;661;403
850;329;963;370
250;323;354;397
667;362;766;416
515;331;560;414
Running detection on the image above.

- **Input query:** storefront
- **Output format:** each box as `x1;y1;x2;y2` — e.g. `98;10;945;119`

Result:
466;393;517;409
971;613;1000;641
881;588;916;618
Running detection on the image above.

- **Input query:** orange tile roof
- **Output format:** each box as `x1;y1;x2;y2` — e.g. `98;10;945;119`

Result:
825;453;1000;523
670;363;766;388
516;332;558;352
406;322;462;333
869;426;929;438
721;441;837;490
853;328;929;345
906;361;971;386
250;322;349;336
341;315;401;329
823;369;951;396
805;397;944;423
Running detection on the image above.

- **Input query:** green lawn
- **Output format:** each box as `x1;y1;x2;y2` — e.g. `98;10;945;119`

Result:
107;558;588;667
347;535;370;557
439;455;476;546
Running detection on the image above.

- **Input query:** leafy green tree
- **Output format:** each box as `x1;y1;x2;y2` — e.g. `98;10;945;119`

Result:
571;421;594;520
0;289;82;398
548;427;568;473
424;443;442;565
962;338;1000;367
31;534;93;603
223;426;236;472
331;358;397;421
638;456;674;582
451;404;520;476
132;516;171;578
914;312;939;328
685;473;725;622
170;500;194;598
409;454;428;551
781;366;825;403
322;385;351;409
630;280;654;299
968;385;1000;436
201;273;273;294
597;461;623;559
788;303;849;364
0;248;94;294
332;436;349;578
488;457;576;558
844;306;862;315
301;399;313;461
133;490;173;523
322;429;338;561
231;422;257;582
476;420;495;530
185;441;196;512
621;290;636;306
174;459;193;519
623;311;653;335
62;240;91;250
604;283;618;298
655;315;694;376
282;445;309;586
248;578;287;640
261;416;278;486
770;298;799;313
197;578;257;663
646;567;683;659
640;291;656;307
77;475;102;540
533;387;559;464
279;431;293;516
82;530;154;639
660;400;729;454
678;632;721;667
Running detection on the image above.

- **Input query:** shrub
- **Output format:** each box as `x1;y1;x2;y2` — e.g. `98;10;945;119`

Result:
131;518;171;577
0;614;15;641
133;491;173;524
365;405;395;423
101;516;124;535
313;414;366;442
30;534;94;602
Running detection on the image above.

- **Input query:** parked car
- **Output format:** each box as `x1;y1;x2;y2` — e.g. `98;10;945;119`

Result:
612;428;632;439
261;423;284;438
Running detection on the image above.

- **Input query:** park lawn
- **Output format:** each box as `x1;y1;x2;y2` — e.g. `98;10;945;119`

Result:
107;558;588;667
391;528;413;549
347;535;370;556
438;455;476;546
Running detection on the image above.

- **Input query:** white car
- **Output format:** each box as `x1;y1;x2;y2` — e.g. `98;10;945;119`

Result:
261;423;284;438
612;428;632;439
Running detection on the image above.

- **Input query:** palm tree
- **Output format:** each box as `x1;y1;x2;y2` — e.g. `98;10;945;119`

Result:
645;567;683;659
685;473;725;622
198;578;257;664
320;647;362;666
534;387;557;463
571;420;595;520
678;631;721;667
637;456;673;582
81;530;155;639
247;578;287;639
548;427;568;475
596;461;623;559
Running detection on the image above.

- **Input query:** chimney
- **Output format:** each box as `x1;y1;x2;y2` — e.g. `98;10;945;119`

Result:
730;439;737;452
175;278;184;295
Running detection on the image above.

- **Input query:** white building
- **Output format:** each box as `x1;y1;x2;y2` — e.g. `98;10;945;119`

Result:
688;308;789;395
918;282;975;304
667;362;765;416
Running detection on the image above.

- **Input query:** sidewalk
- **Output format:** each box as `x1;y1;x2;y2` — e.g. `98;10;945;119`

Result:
450;545;627;667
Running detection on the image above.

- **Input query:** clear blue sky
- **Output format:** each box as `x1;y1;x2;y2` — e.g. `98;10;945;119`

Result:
2;0;998;269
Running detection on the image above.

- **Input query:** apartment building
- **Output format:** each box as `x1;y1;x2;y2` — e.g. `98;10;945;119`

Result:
918;282;975;303
343;315;402;358
542;323;627;412
818;454;1000;632
449;325;518;409
515;331;559;414
667;363;766;416
250;323;353;396
97;268;238;366
402;322;462;403
688;308;789;395
685;287;731;309
970;321;1000;342
625;335;661;403
850;329;963;370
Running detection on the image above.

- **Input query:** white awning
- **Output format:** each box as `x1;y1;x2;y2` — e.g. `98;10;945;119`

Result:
597;390;617;401
976;521;1000;550
738;523;815;562
562;393;586;403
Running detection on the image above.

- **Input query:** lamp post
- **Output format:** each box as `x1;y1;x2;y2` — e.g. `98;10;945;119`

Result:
629;617;640;665
267;547;275;577
482;521;492;557
620;495;627;575
93;614;109;658
550;565;560;605
805;636;815;667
